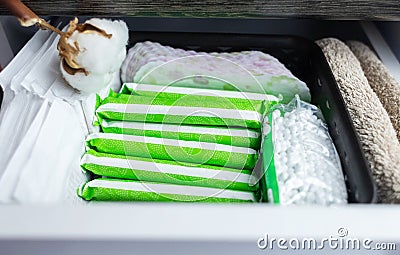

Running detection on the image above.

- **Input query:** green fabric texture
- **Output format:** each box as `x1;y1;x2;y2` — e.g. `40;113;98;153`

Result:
101;120;261;149
81;149;257;191
95;90;268;129
78;178;256;202
86;133;258;170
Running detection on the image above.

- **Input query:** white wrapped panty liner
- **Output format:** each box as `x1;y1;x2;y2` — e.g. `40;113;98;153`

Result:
86;133;258;170
78;178;256;202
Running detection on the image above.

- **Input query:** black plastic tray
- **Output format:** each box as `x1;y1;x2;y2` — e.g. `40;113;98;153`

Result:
128;32;377;203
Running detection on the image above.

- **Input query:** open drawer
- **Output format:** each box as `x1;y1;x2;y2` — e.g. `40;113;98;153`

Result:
0;17;399;254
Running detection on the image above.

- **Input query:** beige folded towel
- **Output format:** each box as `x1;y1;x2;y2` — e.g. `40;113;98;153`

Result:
347;41;400;142
316;38;400;203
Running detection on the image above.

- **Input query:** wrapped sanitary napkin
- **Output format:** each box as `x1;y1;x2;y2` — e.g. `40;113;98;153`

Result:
78;178;256;202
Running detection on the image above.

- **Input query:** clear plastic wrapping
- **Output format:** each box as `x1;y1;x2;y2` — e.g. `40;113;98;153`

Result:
262;96;348;205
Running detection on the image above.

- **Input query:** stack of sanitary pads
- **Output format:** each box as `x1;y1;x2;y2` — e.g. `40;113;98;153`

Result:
78;83;280;202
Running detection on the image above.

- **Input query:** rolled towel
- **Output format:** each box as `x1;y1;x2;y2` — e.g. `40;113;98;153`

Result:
347;41;400;142
316;38;400;203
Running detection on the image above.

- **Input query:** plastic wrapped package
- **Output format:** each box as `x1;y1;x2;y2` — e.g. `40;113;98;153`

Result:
105;83;276;149
81;149;257;191
261;96;347;205
120;41;310;103
121;82;281;102
96;90;269;129
86;133;258;170
78;178;256;202
101;119;262;149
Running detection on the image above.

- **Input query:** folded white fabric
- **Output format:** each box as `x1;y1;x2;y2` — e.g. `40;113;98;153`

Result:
0;27;100;204
0;91;45;174
0;98;49;202
11;99;86;203
12;31;59;94
0;29;51;91
0;99;87;204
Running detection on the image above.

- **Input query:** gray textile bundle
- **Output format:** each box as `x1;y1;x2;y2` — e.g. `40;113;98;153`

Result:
347;41;400;142
316;38;400;203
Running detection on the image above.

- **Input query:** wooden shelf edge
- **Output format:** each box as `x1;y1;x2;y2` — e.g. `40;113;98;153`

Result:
0;1;399;21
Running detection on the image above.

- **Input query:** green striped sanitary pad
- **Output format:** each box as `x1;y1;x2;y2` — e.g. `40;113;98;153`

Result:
101;119;261;149
121;83;281;102
81;150;257;191
96;90;268;129
78;178;256;202
87;133;258;170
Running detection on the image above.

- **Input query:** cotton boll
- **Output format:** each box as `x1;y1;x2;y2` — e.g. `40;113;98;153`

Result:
86;18;129;49
59;18;129;93
60;62;113;93
66;19;128;74
114;47;128;72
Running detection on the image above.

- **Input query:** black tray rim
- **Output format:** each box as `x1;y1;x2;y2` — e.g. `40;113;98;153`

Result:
128;31;378;203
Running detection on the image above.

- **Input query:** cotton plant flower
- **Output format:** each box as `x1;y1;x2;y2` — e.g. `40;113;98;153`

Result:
0;0;128;93
58;18;129;93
